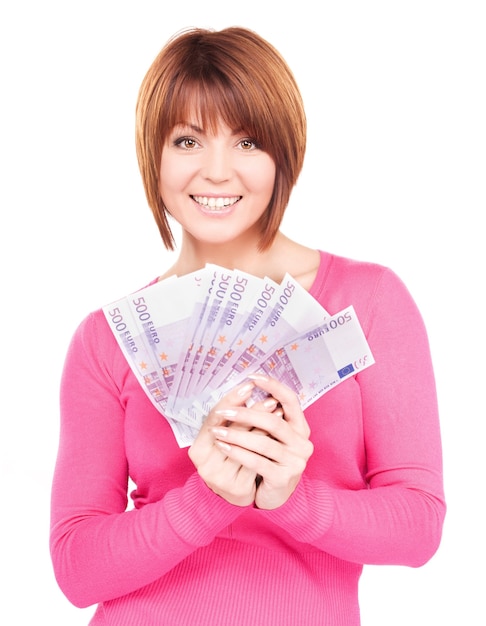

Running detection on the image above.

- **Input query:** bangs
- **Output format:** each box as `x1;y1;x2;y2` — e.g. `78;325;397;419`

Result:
164;76;272;151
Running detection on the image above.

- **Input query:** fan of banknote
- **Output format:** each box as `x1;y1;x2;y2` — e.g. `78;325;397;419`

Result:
103;265;374;447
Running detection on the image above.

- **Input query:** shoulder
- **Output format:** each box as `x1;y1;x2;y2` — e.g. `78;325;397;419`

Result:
64;309;121;375
315;250;402;298
318;250;392;284
70;308;113;346
65;278;160;380
71;278;159;352
313;250;419;329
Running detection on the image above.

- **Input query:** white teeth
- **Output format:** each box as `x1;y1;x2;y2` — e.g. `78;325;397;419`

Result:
192;195;241;209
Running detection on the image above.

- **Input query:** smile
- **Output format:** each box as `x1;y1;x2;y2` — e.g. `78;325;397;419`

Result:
192;195;241;210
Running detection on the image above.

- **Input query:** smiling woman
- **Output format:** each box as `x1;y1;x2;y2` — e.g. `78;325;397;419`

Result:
49;25;446;626
158;120;276;255
135;27;306;253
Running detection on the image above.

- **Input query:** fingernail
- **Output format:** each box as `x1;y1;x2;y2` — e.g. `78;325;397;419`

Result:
214;409;238;417
215;440;232;452
248;373;269;382
237;382;254;397
210;427;228;437
262;397;277;409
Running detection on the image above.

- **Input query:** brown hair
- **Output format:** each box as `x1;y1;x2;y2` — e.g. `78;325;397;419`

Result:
135;27;307;250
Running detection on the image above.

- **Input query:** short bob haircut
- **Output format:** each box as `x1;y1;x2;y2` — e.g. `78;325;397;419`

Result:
135;27;307;251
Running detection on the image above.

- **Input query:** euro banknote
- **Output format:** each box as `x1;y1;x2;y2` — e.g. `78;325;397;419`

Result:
103;265;374;447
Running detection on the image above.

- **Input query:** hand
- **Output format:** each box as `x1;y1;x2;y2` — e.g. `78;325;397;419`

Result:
209;374;314;510
188;381;276;506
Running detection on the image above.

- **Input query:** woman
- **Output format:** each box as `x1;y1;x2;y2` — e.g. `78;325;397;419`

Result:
50;27;446;625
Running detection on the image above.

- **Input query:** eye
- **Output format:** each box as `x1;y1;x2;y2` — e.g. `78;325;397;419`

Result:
238;138;259;151
174;136;200;150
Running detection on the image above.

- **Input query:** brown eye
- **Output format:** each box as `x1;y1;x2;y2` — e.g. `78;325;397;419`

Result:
240;139;256;150
174;137;198;149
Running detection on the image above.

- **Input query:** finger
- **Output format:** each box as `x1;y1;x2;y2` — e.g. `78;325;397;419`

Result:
250;396;280;413
214;420;306;458
198;452;258;507
189;382;254;465
214;406;290;444
204;381;255;428
213;427;313;479
238;396;280;442
190;423;258;483
247;373;310;437
213;433;311;494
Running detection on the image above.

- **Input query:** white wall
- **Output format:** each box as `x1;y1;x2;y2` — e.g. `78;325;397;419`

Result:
1;1;484;623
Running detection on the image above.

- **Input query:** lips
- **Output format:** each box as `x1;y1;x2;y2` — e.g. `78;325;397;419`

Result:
191;195;241;210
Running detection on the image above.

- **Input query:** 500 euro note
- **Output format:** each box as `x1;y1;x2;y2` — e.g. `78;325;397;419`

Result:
203;274;329;393
103;266;374;447
186;274;330;421
163;268;216;417
189;267;265;397
195;305;374;421
103;270;209;422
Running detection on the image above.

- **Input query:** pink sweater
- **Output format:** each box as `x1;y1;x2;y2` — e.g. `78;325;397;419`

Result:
50;250;445;625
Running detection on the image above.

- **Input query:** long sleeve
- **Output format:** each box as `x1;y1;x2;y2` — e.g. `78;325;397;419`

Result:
261;262;446;565
50;312;249;608
50;256;446;625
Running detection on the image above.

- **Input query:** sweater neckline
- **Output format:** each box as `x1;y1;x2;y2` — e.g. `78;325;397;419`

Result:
148;250;332;294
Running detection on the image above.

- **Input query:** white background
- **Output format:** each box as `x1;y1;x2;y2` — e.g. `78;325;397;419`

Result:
1;1;484;624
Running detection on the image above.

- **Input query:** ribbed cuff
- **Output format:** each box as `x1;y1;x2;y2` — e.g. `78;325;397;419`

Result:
257;477;335;543
164;473;251;547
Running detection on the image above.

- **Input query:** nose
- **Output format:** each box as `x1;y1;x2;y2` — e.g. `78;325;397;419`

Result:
201;145;231;183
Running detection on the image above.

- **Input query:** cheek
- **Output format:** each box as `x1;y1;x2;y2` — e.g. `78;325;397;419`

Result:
158;153;171;197
159;155;188;198
244;157;276;193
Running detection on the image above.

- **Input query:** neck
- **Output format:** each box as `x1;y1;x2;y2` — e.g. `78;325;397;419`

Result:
159;232;320;292
164;232;289;280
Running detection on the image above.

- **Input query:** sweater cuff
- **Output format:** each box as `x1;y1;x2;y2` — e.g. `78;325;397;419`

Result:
258;477;335;542
164;473;251;547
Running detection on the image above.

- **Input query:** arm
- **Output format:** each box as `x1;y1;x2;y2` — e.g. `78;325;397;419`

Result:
50;312;248;608
260;268;446;566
